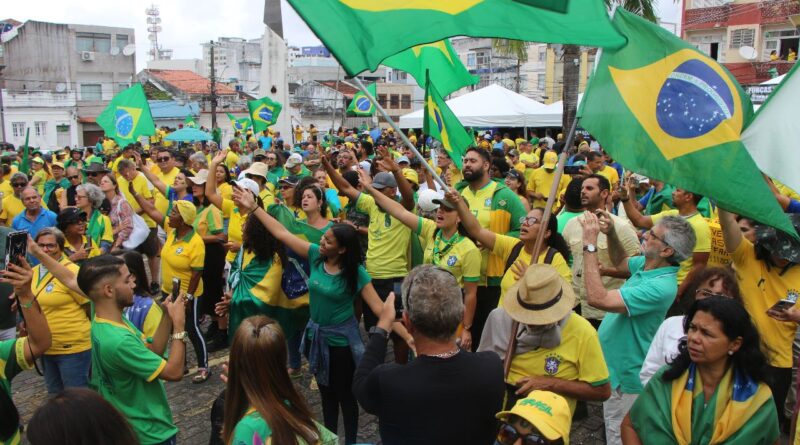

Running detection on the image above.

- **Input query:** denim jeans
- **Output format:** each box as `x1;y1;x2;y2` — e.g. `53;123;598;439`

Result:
42;349;91;394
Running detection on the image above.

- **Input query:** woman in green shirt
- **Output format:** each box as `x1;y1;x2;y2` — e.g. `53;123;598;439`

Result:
222;315;337;445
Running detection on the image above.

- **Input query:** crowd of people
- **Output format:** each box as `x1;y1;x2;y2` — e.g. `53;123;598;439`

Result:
1;124;800;445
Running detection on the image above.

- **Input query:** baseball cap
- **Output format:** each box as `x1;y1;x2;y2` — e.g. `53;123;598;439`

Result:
252;148;267;158
542;151;558;169
371;172;398;190
397;155;410;165
417;189;443;212
284;153;303;169
234;178;260;197
188;169;209;185
279;175;301;187
496;391;572;443
402;168;419;185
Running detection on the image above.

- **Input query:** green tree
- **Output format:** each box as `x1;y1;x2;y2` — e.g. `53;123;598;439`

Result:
491;39;529;93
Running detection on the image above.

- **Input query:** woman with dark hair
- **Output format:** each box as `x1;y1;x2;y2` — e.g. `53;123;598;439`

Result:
296;179;331;230
358;169;481;351
58;208;101;264
233;187;404;445
26;388;139;445
99;174;134;251
490;158;511;179
640;267;741;386
115;249;170;356
622;297;779;444
504;169;531;212
214;162;233;200
222;316;337;445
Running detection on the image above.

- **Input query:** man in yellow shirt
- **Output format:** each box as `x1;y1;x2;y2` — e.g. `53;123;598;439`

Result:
224;140;241;171
527;151;570;209
586;151;620;187
0;173;30;226
621;182;710;297
153;148;179;217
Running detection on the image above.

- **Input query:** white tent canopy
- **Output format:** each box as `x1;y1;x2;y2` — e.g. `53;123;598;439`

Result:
525;94;584;127
398;84;547;129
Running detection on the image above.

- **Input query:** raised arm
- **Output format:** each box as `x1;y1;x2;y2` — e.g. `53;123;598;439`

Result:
619;177;654;229
357;169;419;232
1;259;52;361
233;187;310;259
717;208;742;255
374;147;414;211
134;153;169;196
581;211;627;314
320;146;359;201
205;150;227;210
444;188;498;251
28;238;84;297
128;181;165;226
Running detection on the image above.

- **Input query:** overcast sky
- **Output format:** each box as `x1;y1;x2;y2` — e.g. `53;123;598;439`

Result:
5;0;682;71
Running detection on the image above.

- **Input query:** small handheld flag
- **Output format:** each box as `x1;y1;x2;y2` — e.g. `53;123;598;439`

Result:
347;83;376;116
248;97;283;132
226;112;252;132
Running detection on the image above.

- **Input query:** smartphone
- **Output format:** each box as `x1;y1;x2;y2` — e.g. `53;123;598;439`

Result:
171;278;181;302
564;165;584;175
5;231;28;270
770;294;798;312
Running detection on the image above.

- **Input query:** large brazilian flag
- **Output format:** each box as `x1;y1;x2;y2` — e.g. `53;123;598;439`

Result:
96;84;155;147
424;72;472;169
383;39;477;96
579;9;794;235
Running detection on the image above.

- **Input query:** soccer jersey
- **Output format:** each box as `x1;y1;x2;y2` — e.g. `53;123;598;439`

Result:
492;234;572;301
651;210;711;284
194;205;224;237
356;193;411;279
161;229;205;296
527;167;570;209
33;257;90;355
154;167;179;216
416;217;481;285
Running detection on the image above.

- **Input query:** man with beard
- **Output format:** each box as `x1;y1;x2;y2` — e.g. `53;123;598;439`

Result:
455;148;526;348
562;175;640;328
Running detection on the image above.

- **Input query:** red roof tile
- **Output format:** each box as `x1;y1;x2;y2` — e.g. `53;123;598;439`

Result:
319;80;360;98
147;70;237;96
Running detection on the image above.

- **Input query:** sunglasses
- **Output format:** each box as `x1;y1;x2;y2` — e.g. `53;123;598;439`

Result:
280;184;295;190
68;175;80;180
496;423;550;445
696;288;729;299
157;157;171;162
12;183;26;187
87;172;101;177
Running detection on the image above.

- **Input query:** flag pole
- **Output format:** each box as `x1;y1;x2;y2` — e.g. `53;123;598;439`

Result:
351;77;449;190
503;115;579;379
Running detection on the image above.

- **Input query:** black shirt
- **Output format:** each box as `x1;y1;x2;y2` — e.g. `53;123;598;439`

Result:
353;333;505;445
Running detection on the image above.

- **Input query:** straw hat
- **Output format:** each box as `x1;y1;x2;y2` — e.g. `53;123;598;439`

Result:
503;264;575;325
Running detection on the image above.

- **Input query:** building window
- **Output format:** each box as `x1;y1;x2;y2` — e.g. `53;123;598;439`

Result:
476;51;490;69
467;53;476;68
76;32;112;53
116;34;129;51
401;94;411;109
80;84;102;101
538;47;546;62
390;94;400;109
537;73;546;91
117;83;130;93
34;121;47;137
729;28;755;49
377;94;387;108
11;122;25;138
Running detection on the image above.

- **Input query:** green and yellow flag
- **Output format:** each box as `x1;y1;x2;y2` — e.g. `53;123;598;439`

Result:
384;40;477;96
347;83;376;116
286;0;625;76
96;84;155;147
424;72;472;169
226;112;252;132
248;97;282;132
579;9;794;235
184;114;197;128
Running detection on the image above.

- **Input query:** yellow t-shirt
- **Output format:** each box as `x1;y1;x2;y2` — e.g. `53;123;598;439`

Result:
224;151;240;171
161;229;205;297
461;181;502;286
102;139;117;154
493;234;572;302
509;312;610;412
154;167;179;216
598;165;620;187
194;205;224;238
356;193;411;279
33;257;91;355
218;182;233;202
32;170;47;195
119;173;157;228
0;180;13;200
416;217;481;286
0;195;25;225
259;187;276;208
224;200;247;262
64;235;102;259
527;167;570;209
651;210;711;284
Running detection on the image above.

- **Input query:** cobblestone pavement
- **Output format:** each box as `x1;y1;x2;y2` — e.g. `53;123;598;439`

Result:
12;345;607;445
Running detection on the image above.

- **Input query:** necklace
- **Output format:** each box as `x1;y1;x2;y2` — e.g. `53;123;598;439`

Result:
423;348;460;359
432;230;462;264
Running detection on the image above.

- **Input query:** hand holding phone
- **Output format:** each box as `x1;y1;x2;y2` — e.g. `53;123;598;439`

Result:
171;278;181;302
5;231;28;271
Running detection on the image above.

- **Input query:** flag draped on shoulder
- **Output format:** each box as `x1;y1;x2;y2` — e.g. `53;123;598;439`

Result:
286;0;625;76
96;84;155;147
347;83;376;116
226;112;252;132
384;39;478;96
248;97;282;132
579;9;794;235
741;63;800;195
424;72;472;169
267;204;324;244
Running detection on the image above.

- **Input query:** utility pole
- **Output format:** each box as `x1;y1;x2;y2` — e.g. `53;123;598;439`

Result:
209;40;218;129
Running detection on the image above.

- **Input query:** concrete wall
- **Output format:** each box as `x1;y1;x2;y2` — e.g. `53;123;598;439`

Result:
2;90;79;148
147;59;204;73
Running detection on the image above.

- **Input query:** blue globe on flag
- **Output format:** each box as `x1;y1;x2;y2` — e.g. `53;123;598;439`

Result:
258;106;274;123
434;109;444;132
115;108;135;138
355;97;371;112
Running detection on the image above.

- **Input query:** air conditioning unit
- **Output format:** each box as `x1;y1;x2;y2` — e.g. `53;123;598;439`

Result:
81;51;95;62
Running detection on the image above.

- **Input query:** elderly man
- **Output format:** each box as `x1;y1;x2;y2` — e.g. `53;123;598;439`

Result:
353;265;504;445
478;264;610;413
0;173;31;226
11;187;57;238
581;211;695;445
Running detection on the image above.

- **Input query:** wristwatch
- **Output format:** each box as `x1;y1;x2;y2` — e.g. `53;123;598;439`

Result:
583;244;598;253
368;326;390;340
171;331;188;342
185;293;194;301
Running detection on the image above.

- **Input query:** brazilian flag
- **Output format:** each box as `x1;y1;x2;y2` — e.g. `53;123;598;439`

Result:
579;9;794;235
287;0;625;76
184;114;197;128
423;72;472;169
384;39;477;96
248;97;283;132
226;112;251;132
347;83;376;116
96;84;155;147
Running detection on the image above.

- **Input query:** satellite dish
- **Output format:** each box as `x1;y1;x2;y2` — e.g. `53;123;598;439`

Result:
739;46;758;61
110;46;120;56
55;83;67;93
122;44;136;56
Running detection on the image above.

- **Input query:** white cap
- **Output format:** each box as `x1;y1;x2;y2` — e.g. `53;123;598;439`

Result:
234;178;261;197
285;153;303;168
417;189;444;212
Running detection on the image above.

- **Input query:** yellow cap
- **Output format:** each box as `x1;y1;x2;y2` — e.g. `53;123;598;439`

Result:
173;200;197;226
542;151;558;169
496;391;572;444
402;168;419;185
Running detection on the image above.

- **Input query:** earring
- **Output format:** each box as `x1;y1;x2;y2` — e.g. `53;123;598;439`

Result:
728;350;734;356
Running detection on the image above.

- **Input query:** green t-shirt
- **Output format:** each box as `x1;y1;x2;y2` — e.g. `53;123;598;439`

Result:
597;256;678;394
232;408;338;445
556;210;582;234
307;244;371;346
1;338;32;445
90;317;177;445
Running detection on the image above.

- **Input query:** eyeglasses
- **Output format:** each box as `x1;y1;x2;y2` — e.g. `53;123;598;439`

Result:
519;216;540;226
68;175;80;180
496;423;550;445
11;183;26;188
87;172;100;177
696;288;729;299
37;243;58;250
647;228;673;249
157;157;171;162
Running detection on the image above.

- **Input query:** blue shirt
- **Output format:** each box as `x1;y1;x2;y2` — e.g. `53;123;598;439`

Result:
259;136;272;149
598;256;678;394
12;208;58;238
787;198;800;214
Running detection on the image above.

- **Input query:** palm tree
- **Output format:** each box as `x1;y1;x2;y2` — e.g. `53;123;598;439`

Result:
492;39;529;93
561;0;658;130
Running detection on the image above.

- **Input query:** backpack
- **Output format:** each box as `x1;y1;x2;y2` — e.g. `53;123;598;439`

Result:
504;242;558;272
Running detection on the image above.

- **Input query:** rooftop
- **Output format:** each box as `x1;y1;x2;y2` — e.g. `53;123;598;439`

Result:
145;70;237;96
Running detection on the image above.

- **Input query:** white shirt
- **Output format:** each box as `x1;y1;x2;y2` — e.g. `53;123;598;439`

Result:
639;315;685;386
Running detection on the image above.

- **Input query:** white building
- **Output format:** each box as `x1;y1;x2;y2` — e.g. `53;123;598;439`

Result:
202;37;262;94
2;90;79;148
